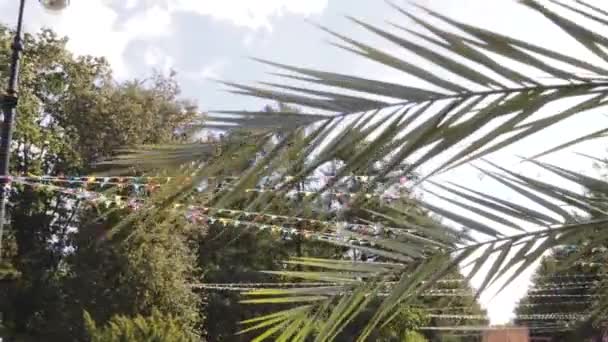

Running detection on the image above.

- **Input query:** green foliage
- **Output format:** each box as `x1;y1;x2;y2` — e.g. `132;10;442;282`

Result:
10;0;608;340
84;309;197;342
514;245;606;340
0;24;200;340
403;330;428;342
187;1;608;339
68;214;202;338
379;307;429;341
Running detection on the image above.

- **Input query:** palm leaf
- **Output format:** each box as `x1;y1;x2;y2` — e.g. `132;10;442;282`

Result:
529;127;608;159
105;0;608;339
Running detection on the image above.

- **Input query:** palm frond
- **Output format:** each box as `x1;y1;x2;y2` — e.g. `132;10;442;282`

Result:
104;0;608;340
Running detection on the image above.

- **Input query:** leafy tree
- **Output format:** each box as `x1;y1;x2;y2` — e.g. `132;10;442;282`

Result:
0;25;199;340
84;309;197;342
514;248;603;341
403;330;429;342
514;156;608;341
65;208;203;339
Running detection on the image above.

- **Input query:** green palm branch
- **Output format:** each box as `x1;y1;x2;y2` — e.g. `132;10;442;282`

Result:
105;0;608;340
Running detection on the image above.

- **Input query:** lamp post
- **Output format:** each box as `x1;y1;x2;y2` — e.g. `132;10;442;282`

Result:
0;0;70;261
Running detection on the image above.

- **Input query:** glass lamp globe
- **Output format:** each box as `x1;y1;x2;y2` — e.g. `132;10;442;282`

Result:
39;0;70;11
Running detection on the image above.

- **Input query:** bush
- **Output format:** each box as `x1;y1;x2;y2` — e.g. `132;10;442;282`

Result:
84;310;198;342
403;330;429;342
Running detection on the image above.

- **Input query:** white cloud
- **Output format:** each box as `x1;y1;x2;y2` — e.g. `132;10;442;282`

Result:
125;0;139;10
143;46;175;74
121;5;172;39
186;60;228;80
168;0;329;30
0;0;171;78
0;1;123;77
0;0;329;78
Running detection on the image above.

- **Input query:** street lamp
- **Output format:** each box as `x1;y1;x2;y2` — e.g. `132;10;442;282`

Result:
0;0;70;260
40;0;71;11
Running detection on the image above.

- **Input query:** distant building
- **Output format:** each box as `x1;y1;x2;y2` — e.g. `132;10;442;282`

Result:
482;327;529;342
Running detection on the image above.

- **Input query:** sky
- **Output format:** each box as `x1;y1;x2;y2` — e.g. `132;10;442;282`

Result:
1;0;607;326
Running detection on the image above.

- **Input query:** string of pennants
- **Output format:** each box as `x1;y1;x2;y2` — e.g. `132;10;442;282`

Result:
5;174;405;189
191;206;415;236
8;177;403;207
419;324;576;332
191;282;607;298
427;313;590;320
4;174;373;183
10;177;374;231
13;180;136;207
5;178;432;256
526;294;599;298
195;216;336;241
531;280;604;287
7;173;407;203
535;274;608;279
8;178;419;242
13;174;608;274
528;284;599;293
516;278;605;321
191;280;603;289
518;301;592;307
190;279;467;289
7;180;333;239
193;281;596;322
11;174;608;311
192;283;476;296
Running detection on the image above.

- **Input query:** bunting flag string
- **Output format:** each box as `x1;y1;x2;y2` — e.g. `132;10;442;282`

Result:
189;279;471;290
194;206;413;237
419;293;602;298
13;180;131;207
191;282;608;300
570;262;607;267
12;178;416;241
526;294;599;298
422;306;484;312
518;301;592;307
11;179;412;245
5;173;399;188
427;314;487;320
16;175;399;199
528;285;598;293
535;274;608;280
199;214;433;249
241;187;401;200
420;292;475;297
200;215;334;240
200;206;327;226
191;282;345;288
531;281;602;288
419;325;572;332
518;300;594;307
12;174;407;206
191;284;475;297
11;177;608;299
429;313;591;321
516;313;590;321
7;175;171;188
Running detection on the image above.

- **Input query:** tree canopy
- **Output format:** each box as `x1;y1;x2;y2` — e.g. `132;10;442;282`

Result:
0;25;200;340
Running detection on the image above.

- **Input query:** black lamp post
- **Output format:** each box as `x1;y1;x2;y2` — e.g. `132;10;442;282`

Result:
0;0;70;261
